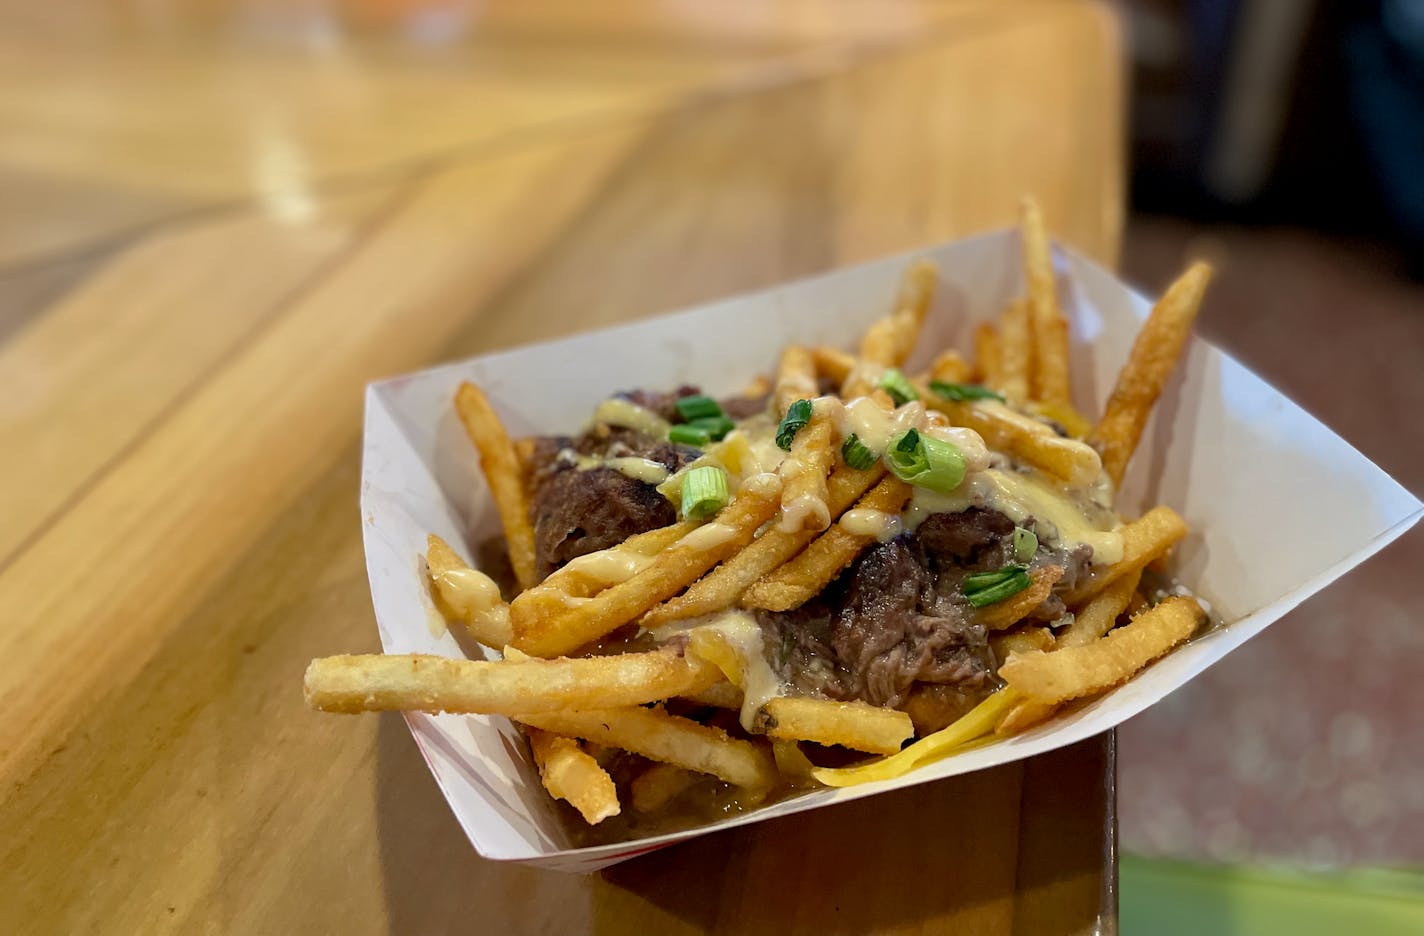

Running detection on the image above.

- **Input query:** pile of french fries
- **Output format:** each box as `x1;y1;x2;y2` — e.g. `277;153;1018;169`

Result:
304;198;1213;826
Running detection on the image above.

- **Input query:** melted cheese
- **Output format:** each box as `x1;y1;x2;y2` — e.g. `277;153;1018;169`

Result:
593;397;672;437
647;610;787;732
901;468;1123;564
840;508;903;542
567;452;670;485
679;521;739;552
561;548;654;585
838;397;926;451
431;568;513;637
778;493;831;533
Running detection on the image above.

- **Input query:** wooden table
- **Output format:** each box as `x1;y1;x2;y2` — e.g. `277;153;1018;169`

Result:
0;2;1123;932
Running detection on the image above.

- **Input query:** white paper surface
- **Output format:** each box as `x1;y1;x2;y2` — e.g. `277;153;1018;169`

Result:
360;229;1422;873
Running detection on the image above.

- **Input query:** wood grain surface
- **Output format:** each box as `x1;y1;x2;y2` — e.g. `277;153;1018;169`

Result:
0;2;1124;933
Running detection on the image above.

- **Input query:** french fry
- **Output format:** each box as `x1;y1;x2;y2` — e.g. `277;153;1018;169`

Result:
772;739;817;781
1020;196;1072;404
930;349;972;385
516;706;777;790
761;696;914;755
774;345;819;416
510;521;696;633
630;762;699;813
643;463;885;625
860;259;937;368
995;697;1059;736
924;396;1102;487
810;345;856;387
994;571;1147;735
975;564;1063;631
512;478;782;656
528;728;620;824
425;534;514;648
1090;261;1213;485
303;649;719;716
778;415;833;533
900;684;980;736
811;689;1021;788
1058;568;1142;648
742;474;913;612
997;298;1032;403
974;323;1003;388
681;680;744;711
1000;596;1203;704
1063;506;1187;606
989;624;1055;661
455;382;538;590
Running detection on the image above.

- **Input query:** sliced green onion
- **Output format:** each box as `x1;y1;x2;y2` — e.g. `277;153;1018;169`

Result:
675;394;724;422
885;428;966;493
1013;527;1038;563
688;415;735;441
878;368;920;406
775;399;813;450
964;569;1032;607
929;381;1005;403
668;424;711;447
680;466;729;520
962;565;1027;592
841;433;879;470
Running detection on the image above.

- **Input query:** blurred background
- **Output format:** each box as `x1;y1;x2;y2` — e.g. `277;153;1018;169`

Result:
1;1;1420;933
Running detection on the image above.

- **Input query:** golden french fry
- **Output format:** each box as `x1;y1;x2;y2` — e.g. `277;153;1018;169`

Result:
1063;506;1187;606
1020;196;1072;404
742;474;912;612
426;534;514;648
900;684;981;736
774;345;818;416
512;478;782;656
681;680;744;710
1090;261;1213;485
630;762;700;813
303;649;719;716
925;395;1103;488
989;623;1055;661
778;415;833;533
1028;398;1094;440
810;345;856;387
975;564;1064;631
516;706;777;790
812;689;1020;787
1058;568;1142;648
860;259;937;367
930;349;972;385
995;697;1059;736
762;696;914;755
741;373;773;398
997;298;1032;403
644;464;886;625
974;322;1003;388
1000;596;1203;704
528;728;620;824
455;382;538;590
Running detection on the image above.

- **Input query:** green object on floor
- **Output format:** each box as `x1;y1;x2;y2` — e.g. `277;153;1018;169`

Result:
1121;855;1424;935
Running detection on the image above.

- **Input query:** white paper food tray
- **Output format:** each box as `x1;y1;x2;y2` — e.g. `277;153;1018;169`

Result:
359;229;1423;873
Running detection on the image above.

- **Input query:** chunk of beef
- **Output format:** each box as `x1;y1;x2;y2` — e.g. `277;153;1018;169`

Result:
526;425;698;576
915;508;1015;565
833;540;994;707
616;386;701;422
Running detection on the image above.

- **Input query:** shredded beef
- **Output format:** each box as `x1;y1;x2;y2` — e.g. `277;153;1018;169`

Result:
527;425;698;576
719;390;771;420
915;508;1015;565
616;386;700;422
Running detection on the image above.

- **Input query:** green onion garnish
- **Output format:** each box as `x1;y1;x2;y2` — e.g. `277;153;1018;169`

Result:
929;381;1005;403
963;565;1032;607
775;399;813;451
688;415;735;441
840;433;879;470
878;368;920;406
668;424;711;446
675;394;724;422
680;466;729;520
1013;527;1038;563
885;428;966;493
